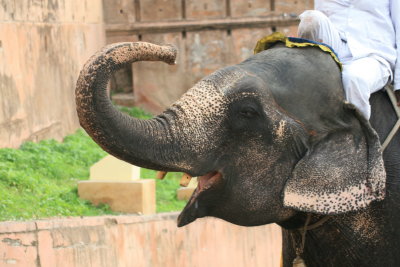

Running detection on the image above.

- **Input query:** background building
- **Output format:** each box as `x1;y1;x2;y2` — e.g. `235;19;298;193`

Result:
0;0;312;148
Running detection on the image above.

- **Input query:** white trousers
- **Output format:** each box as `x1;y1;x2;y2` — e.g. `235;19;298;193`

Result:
298;10;391;119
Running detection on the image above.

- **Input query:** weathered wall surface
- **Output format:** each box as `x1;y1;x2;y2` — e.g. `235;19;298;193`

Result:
0;1;313;146
0;213;282;267
0;0;105;148
105;0;313;114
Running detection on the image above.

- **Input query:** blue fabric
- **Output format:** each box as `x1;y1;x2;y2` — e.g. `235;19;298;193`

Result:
287;36;340;59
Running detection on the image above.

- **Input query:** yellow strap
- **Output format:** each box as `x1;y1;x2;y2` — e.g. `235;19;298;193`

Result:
254;32;342;71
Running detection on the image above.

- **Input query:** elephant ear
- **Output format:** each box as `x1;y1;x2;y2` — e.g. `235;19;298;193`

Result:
283;103;386;214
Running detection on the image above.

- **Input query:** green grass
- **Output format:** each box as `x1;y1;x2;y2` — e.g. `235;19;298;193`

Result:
0;106;186;221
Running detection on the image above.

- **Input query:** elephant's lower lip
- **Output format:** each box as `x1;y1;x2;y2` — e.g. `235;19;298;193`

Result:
177;171;224;227
188;171;223;208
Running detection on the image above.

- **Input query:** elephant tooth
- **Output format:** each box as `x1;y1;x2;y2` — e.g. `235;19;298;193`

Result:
156;171;167;180
180;173;192;187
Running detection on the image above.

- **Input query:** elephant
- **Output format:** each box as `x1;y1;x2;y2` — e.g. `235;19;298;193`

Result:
75;41;400;266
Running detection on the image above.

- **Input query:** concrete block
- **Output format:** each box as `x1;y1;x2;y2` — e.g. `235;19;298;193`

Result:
185;0;226;19
78;180;156;214
177;177;198;201
230;0;271;18
90;155;140;181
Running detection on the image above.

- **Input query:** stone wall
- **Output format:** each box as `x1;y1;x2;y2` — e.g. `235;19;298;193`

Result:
0;0;105;148
0;0;313;147
105;0;313;114
0;213;282;267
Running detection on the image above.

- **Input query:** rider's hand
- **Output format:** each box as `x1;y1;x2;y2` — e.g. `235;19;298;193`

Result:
395;90;400;107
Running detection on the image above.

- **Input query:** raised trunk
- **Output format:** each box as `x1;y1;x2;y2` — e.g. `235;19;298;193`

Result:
76;42;188;172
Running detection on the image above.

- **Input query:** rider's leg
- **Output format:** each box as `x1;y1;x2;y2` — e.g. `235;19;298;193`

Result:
298;10;390;119
297;10;352;61
342;57;391;119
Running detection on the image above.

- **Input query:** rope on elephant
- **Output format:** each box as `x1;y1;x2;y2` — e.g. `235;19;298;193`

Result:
382;85;400;151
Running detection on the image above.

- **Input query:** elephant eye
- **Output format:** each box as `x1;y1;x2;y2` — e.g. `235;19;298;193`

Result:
239;107;259;118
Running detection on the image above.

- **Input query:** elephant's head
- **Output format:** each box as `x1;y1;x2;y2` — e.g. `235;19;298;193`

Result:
76;42;386;228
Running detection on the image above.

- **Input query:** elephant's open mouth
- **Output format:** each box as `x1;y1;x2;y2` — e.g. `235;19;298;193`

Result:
177;171;224;227
197;171;223;195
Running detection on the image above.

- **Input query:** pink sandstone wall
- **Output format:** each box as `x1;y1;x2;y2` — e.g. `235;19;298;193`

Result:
0;1;105;148
0;213;282;267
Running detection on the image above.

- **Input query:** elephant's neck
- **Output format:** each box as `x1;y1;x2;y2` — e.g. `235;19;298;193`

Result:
281;209;396;267
287;220;362;267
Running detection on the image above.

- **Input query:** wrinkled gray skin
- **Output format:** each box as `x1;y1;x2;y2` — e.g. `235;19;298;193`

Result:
76;42;400;266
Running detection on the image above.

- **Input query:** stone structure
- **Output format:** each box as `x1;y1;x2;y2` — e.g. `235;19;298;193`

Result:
89;155;141;181
0;213;282;267
0;0;105;148
78;179;156;214
105;0;313;114
78;155;156;214
0;0;312;147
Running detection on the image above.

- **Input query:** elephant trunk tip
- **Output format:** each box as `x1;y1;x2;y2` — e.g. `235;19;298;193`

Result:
157;43;178;65
111;42;178;66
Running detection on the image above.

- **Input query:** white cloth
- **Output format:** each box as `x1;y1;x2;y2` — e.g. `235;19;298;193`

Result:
298;1;398;119
341;58;391;119
315;0;400;90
